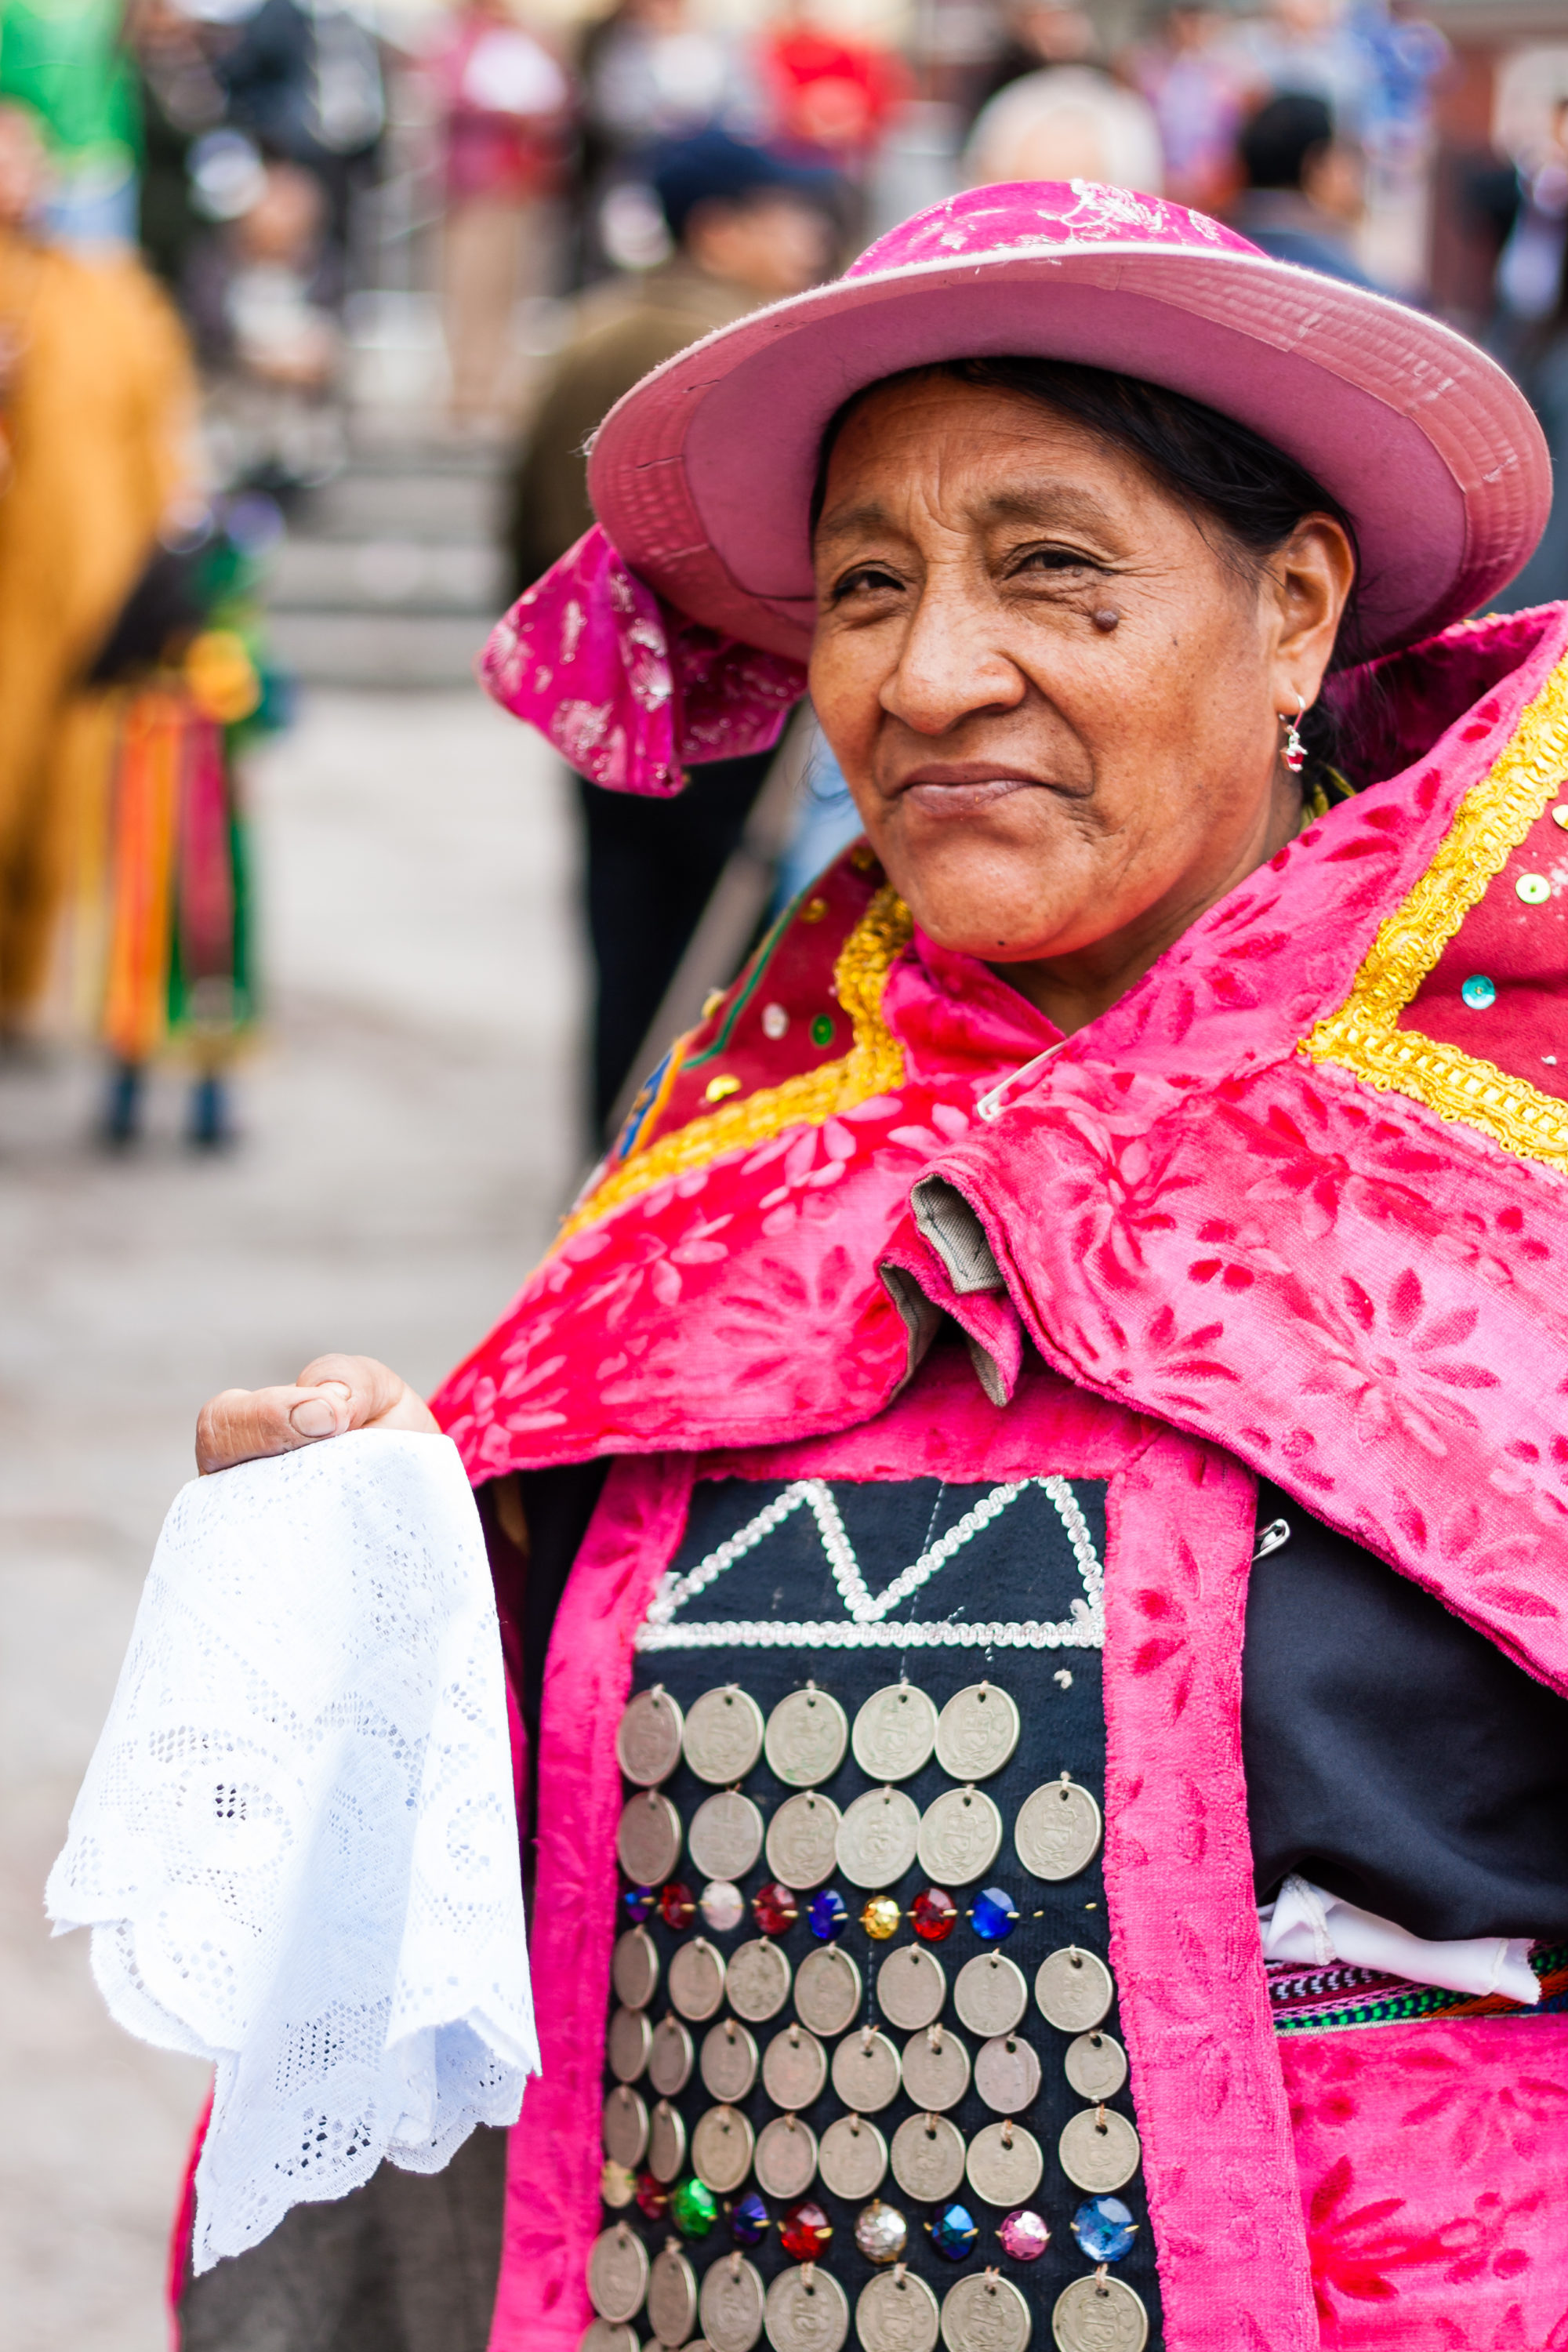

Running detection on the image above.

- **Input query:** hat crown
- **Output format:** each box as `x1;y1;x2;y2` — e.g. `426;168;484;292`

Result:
845;179;1264;278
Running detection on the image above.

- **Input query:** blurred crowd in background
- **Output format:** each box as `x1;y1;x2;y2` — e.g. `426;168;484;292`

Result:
0;0;1566;1154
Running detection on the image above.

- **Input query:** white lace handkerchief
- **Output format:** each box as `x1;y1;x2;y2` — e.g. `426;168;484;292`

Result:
45;1429;538;2273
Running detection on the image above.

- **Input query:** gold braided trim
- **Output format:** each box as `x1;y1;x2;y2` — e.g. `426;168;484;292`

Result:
556;885;914;1243
1301;654;1568;1170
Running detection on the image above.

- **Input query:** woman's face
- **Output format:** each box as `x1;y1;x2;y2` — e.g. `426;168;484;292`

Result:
809;373;1353;1031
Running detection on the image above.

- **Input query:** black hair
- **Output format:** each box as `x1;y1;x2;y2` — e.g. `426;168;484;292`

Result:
813;353;1364;789
1239;93;1336;193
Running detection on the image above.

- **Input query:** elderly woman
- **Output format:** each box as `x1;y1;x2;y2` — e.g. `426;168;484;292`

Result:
191;183;1568;2352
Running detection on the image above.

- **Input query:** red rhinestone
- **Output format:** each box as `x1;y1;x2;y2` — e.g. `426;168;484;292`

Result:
635;2172;670;2220
660;1881;697;1930
910;1887;959;1942
779;2201;833;2260
751;1881;799;1936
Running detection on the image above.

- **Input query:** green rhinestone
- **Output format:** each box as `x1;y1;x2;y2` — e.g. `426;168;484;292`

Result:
811;1013;835;1048
670;2177;719;2238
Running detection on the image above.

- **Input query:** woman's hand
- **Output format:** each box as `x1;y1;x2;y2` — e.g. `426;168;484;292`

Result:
195;1354;439;1475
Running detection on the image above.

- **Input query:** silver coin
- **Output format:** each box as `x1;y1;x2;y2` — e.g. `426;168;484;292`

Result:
586;2223;649;2325
934;1683;1021;1783
852;1683;939;1781
617;1789;683;1886
765;1791;842;1891
1014;1777;1103;1883
700;2252;767;2352
974;2034;1042;2114
953;1953;1028;2038
691;2103;756;2195
763;2264;849;2352
684;1686;765;1785
830;2026;902;2114
669;1938;727;2023
616;1687;685;1787
725;1937;792;2023
648;2245;698;2347
753;2112;818;2201
837;1788;922;1889
1035;1948;1114;2034
608;2006;651;2084
765;1685;850;1788
648;2097;688;2184
762;2022;828;2110
701;2016;760;2102
602;2085;648;2169
889;2111;967;2202
901;2025;971;2112
942;2273;1033;2352
858;2268;940;2352
1064;2031;1127;2103
600;2161;637;2211
966;2120;1044;2208
877;1944;947;2031
647;2015;695;2098
817;2113;888;2200
689;1790;765;1882
916;1786;1003;1886
793;1944;862;2038
579;2324;639;2352
1059;2106;1141;2193
1051;2275;1148;2352
612;1928;659;2012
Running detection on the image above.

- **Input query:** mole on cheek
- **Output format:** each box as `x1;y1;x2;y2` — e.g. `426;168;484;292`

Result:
1091;608;1120;633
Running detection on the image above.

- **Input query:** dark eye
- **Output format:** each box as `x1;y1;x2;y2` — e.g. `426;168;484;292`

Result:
829;562;902;604
1017;544;1100;576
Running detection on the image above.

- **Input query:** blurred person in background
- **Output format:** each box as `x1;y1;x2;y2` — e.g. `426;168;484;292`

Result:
0;0;141;248
128;0;227;294
503;128;837;1138
216;0;386;278
185;158;347;493
967;0;1098;114
760;0;910;189
1123;4;1247;214
1230;92;1380;286
0;103;198;1056
1223;0;1366;133
425;0;572;435
965;34;1162;191
1490;96;1568;610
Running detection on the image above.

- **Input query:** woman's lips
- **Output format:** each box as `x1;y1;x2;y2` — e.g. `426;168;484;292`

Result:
898;775;1044;817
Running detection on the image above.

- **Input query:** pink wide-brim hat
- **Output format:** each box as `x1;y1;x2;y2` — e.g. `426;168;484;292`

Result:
586;180;1552;664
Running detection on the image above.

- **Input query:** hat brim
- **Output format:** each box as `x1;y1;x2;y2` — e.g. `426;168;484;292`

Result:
587;241;1552;662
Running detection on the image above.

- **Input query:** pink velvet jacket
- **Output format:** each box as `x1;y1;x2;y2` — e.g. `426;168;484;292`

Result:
431;604;1568;2350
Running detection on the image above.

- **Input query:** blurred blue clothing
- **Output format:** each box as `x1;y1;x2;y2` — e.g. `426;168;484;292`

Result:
774;730;863;911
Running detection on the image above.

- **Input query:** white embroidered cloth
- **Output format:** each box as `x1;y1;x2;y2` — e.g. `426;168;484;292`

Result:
1259;1873;1539;2005
45;1430;537;2273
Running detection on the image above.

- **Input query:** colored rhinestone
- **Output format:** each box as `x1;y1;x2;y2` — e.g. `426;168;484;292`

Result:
601;2160;637;2209
762;1003;789;1040
910;1886;959;1943
779;2201;833;2260
811;1013;835;1047
808;1889;850;1940
1461;975;1497;1010
635;2171;670;2220
861;1894;901;1940
928;2201;979;2260
971;1886;1020;1943
622;1884;658;1923
855;2200;908;2264
661;1881;697;1930
1072;2195;1139;2263
730;2190;770;2245
998;2209;1051;2260
700;1879;745;1933
1517;873;1552;905
670;2177;719;2238
705;1073;742;1102
752;1881;800;1936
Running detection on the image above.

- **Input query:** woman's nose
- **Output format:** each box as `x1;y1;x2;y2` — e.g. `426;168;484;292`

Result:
879;586;1025;735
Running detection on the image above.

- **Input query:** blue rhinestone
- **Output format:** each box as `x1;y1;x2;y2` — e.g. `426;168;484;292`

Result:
1461;975;1497;1011
1072;2196;1138;2263
970;1886;1019;1942
622;1884;657;1922
730;2190;769;2245
928;2202;978;2260
808;1889;850;1941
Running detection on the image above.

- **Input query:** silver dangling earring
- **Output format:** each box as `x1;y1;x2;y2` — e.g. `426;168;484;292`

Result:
1279;693;1307;774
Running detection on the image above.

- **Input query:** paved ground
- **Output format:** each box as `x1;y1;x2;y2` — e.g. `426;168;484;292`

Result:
0;687;583;2352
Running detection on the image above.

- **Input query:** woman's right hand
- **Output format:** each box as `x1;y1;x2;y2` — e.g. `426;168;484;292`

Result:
195;1354;440;1475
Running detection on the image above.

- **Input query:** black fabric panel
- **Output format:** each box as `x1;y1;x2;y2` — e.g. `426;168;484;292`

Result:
1243;1480;1568;1938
